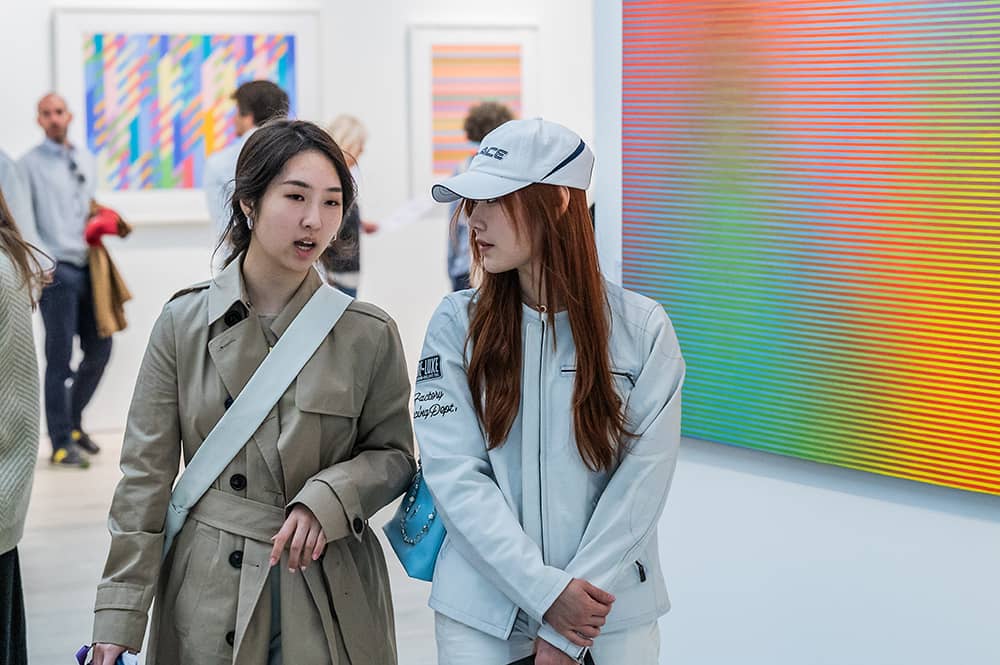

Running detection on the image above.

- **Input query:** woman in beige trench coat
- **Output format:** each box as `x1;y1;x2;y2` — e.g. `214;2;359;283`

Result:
90;120;416;665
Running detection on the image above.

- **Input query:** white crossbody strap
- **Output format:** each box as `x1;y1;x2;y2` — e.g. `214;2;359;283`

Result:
162;284;353;560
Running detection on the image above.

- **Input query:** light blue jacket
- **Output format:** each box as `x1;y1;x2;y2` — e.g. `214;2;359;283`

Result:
413;281;684;658
19;139;95;267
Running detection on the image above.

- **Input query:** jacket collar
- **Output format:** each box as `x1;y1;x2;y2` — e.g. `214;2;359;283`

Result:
208;255;252;326
40;137;76;155
208;254;325;331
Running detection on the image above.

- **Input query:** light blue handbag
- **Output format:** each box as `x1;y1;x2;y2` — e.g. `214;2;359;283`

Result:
383;466;446;581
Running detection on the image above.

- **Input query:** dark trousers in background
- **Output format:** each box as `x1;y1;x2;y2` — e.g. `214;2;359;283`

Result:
0;548;28;665
450;272;471;292
38;262;112;451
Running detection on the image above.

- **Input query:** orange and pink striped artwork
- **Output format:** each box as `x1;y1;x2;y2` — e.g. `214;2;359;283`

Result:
430;44;522;178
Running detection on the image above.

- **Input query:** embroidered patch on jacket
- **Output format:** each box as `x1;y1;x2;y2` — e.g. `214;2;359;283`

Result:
416;355;442;383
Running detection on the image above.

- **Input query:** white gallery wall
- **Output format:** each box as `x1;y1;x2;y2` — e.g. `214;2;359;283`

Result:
0;0;594;432
593;3;1000;665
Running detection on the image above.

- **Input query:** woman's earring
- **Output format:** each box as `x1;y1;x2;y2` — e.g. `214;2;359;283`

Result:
246;213;255;231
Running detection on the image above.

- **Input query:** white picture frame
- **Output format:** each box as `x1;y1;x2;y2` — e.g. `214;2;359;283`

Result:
53;8;321;225
407;24;539;199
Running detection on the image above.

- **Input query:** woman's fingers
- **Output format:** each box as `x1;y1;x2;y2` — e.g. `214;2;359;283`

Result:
270;506;327;569
301;524;320;569
565;630;593;648
312;530;327;561
92;643;127;665
269;516;297;567
287;516;309;572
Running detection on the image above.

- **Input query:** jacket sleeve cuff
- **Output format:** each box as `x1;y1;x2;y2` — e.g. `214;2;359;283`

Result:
537;623;589;662
289;478;354;543
92;609;147;652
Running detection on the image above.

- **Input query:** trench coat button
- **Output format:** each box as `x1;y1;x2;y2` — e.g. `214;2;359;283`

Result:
229;550;243;568
225;631;235;646
223;309;245;327
224;396;233;410
229;474;247;491
352;517;364;534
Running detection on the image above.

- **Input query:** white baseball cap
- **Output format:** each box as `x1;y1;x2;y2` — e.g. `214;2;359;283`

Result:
431;117;595;203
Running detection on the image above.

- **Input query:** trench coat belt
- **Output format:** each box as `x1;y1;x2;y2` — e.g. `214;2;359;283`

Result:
188;488;286;541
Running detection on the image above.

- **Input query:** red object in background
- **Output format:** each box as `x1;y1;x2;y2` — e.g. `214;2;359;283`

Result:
85;208;123;246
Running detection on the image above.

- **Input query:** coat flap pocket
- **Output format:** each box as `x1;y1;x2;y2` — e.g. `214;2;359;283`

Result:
296;340;363;416
95;581;146;611
295;382;362;417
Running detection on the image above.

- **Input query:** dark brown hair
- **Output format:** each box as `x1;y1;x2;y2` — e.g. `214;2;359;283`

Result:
464;101;515;143
232;80;290;126
462;184;631;471
0;188;49;307
218;119;357;268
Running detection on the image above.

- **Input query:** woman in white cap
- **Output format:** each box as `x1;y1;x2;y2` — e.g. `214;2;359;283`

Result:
412;118;685;664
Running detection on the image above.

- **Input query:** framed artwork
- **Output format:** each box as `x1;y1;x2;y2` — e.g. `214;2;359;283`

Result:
53;9;321;223
596;0;1000;495
407;25;538;198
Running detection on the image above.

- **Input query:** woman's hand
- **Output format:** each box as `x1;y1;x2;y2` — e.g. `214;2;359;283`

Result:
542;578;615;647
534;638;579;665
270;504;327;572
90;643;128;665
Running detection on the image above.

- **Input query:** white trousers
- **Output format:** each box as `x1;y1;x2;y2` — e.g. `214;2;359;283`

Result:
435;611;660;665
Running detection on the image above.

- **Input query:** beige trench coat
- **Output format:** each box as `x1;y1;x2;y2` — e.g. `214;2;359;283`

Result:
92;258;416;664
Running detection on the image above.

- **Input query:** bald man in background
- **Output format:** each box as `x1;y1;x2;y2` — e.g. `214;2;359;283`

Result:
20;93;105;468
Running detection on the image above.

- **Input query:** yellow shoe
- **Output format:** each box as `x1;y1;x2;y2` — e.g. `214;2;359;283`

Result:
50;445;91;468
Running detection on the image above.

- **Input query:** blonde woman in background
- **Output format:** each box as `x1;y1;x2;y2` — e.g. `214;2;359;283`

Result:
320;114;379;296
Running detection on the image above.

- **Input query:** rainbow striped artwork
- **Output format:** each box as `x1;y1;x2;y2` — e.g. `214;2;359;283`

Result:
83;33;296;190
430;44;522;177
621;1;999;494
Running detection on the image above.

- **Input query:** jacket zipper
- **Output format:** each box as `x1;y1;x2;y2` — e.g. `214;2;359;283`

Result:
636;560;647;582
538;314;547;560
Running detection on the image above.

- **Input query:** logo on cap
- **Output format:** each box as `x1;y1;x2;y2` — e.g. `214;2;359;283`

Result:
478;146;508;160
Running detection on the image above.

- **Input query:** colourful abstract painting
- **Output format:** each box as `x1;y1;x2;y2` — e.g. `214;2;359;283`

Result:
621;0;1000;494
83;33;296;190
431;44;522;177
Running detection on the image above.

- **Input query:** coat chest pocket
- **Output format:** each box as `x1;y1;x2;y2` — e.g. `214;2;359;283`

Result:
295;366;363;459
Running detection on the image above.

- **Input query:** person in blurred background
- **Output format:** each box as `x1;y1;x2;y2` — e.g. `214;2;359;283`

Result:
320;114;379;297
20;93;103;468
447;101;514;291
205;80;290;250
0;150;42;256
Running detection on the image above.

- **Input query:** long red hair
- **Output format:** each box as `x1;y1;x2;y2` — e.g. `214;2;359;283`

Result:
461;184;631;471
